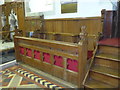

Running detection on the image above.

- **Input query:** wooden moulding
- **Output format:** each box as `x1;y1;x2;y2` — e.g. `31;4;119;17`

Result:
15;36;78;51
45;17;101;21
25;16;101;21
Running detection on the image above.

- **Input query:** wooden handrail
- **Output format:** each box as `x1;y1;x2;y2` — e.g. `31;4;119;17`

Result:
82;45;98;85
15;36;78;51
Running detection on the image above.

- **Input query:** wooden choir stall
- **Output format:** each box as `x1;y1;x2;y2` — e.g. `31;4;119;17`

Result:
12;12;103;87
14;26;89;88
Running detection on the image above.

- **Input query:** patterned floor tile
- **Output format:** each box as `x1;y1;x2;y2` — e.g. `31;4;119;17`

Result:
20;77;34;85
0;65;64;89
0;67;41;88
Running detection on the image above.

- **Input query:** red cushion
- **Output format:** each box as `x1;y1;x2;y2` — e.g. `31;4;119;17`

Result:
54;55;63;67
98;38;120;47
20;47;24;55
34;50;40;60
67;58;78;72
26;48;32;57
87;51;93;59
43;53;50;63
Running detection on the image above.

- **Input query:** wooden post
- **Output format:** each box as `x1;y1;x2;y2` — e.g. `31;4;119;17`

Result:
14;36;20;61
78;26;88;88
63;57;67;81
17;2;25;36
50;53;54;75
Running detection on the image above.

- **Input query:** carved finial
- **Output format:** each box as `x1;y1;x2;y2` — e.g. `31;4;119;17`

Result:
97;32;103;41
78;26;88;45
79;26;87;40
39;14;45;32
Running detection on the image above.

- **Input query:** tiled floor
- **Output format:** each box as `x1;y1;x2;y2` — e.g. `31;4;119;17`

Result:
1;66;42;88
1;64;76;89
19;63;77;88
1;52;15;64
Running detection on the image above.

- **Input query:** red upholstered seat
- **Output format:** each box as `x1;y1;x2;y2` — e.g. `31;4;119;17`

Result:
67;58;78;72
34;50;40;60
26;48;32;57
20;47;24;55
43;53;50;63
54;55;63;67
87;51;93;60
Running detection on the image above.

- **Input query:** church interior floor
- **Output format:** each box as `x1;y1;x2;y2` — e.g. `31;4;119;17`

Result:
1;51;15;64
0;40;14;51
0;63;77;89
0;40;15;64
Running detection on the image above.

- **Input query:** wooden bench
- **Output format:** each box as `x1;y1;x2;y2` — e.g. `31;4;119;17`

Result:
31;30;98;52
14;30;88;87
31;31;79;43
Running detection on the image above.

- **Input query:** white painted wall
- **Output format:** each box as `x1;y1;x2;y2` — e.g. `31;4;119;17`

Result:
0;0;4;5
25;0;116;19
